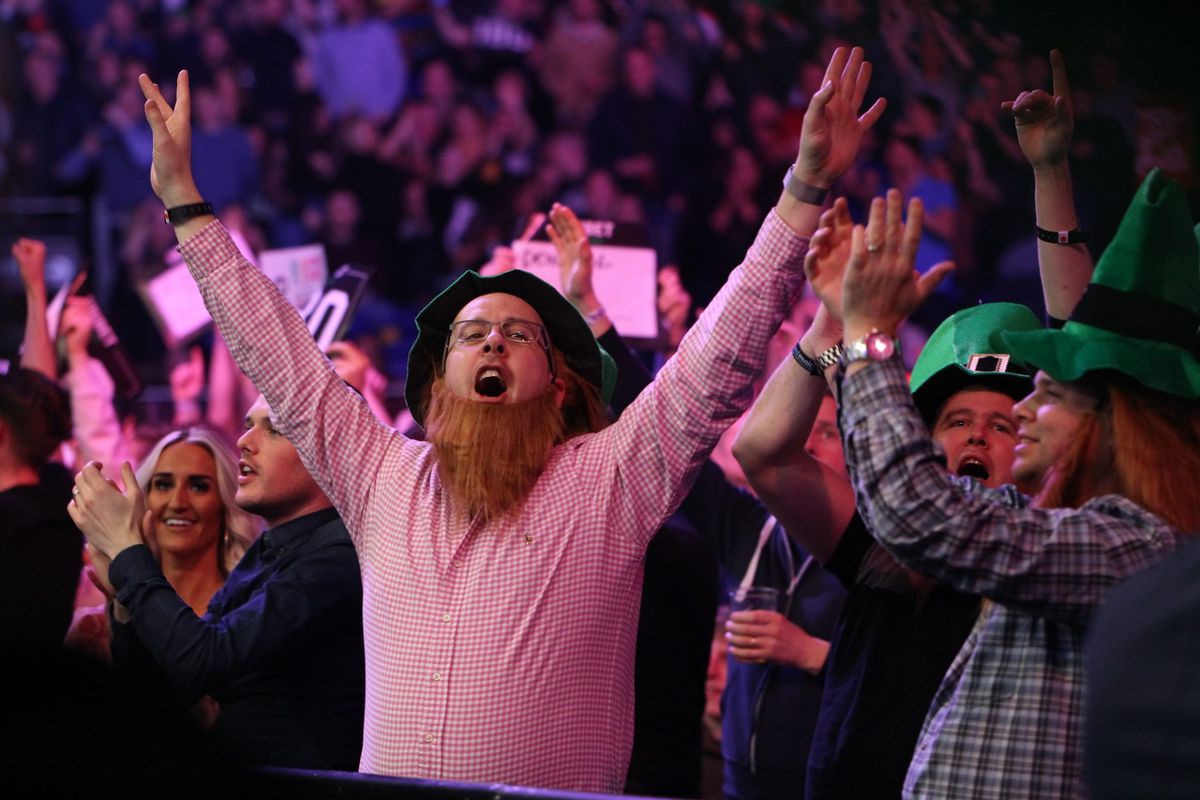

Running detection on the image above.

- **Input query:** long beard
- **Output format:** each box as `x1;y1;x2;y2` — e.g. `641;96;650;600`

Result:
425;379;565;522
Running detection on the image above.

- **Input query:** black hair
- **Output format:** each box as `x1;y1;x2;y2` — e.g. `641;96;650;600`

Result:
0;368;72;468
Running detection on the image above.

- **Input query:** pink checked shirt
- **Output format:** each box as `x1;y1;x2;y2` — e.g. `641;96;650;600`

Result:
181;212;807;791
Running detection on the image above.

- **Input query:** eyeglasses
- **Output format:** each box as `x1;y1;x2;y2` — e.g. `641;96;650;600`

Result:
443;318;554;373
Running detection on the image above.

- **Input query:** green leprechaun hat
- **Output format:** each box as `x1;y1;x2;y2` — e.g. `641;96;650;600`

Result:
910;302;1041;424
1003;168;1200;399
405;269;617;425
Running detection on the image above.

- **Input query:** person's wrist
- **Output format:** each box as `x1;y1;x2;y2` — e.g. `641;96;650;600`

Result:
161;182;204;210
843;317;898;344
790;162;832;191
1030;160;1071;180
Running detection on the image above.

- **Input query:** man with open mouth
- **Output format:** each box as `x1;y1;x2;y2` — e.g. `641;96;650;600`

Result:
134;46;887;791
735;295;1041;799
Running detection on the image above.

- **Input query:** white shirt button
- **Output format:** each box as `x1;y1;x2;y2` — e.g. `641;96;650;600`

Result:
441;613;452;623
432;671;443;682
453;559;463;568
424;734;434;743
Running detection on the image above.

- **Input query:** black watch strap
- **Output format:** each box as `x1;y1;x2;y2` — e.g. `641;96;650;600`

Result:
164;201;214;226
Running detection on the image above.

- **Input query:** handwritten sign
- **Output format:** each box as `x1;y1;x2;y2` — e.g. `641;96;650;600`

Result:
512;219;658;339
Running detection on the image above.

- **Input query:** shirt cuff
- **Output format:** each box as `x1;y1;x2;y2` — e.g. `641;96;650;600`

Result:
755;208;812;274
177;219;242;282
839;356;912;430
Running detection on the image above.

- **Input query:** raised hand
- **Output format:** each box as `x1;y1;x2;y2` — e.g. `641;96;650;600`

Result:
1002;49;1073;170
545;203;595;307
67;462;148;561
138;71;202;208
795;46;887;188
60;295;96;361
804;197;855;320
12;238;47;290
841;189;954;340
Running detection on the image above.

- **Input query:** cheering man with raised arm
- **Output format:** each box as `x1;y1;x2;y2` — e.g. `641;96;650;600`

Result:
135;47;883;791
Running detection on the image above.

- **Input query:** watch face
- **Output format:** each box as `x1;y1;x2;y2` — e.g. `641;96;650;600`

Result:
865;332;895;360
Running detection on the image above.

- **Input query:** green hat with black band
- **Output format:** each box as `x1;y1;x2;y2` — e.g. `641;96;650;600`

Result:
405;269;617;425
910;302;1042;425
1002;168;1200;399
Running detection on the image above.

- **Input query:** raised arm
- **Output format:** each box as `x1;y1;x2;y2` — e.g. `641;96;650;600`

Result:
61;296;132;479
137;70;403;546
733;200;858;564
1003;49;1093;320
831;190;1172;624
14;238;56;380
585;47;885;542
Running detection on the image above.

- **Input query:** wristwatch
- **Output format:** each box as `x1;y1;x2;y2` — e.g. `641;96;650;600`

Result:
782;165;831;206
839;330;898;369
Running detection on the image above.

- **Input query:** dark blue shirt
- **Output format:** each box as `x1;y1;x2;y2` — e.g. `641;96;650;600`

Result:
110;507;365;770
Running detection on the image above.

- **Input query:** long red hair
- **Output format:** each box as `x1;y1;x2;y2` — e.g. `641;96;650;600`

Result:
1034;372;1200;532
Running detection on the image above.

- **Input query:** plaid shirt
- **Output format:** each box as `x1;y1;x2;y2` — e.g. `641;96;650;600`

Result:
180;212;807;791
840;357;1181;799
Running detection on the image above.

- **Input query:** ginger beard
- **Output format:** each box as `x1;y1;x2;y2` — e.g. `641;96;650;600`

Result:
425;378;565;521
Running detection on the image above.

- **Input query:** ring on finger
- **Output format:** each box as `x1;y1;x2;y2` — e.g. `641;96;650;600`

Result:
866;242;882;253
72;486;81;497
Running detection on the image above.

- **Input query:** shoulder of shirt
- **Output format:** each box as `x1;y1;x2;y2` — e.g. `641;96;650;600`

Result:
1081;494;1182;534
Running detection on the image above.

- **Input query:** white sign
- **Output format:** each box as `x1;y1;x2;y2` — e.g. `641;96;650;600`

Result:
512;240;658;339
258;244;328;317
140;261;212;347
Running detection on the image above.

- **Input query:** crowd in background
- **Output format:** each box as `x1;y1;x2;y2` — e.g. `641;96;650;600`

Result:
3;0;1180;406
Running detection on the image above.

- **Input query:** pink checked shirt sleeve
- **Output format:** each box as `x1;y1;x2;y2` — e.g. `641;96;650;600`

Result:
179;211;807;791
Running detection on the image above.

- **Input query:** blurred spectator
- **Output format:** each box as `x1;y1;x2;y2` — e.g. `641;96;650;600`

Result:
231;0;303;133
10;49;90;194
315;0;407;120
537;0;618;124
190;77;259;213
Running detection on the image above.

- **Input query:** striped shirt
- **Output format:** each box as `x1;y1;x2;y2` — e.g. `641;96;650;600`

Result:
179;211;807;791
840;357;1181;799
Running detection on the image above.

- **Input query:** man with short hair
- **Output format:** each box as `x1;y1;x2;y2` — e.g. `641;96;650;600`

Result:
135;47;885;790
68;393;365;770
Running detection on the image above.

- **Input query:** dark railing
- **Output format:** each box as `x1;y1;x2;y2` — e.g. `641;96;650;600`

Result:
252;768;660;800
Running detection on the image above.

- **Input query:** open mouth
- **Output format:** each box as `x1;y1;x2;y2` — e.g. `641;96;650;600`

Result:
475;369;508;399
956;457;990;481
